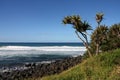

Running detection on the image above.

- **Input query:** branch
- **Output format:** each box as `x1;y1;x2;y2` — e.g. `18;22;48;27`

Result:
75;31;84;42
75;31;86;46
75;30;92;57
80;32;89;46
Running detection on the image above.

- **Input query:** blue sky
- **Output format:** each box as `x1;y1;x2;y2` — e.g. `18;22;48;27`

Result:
0;0;120;42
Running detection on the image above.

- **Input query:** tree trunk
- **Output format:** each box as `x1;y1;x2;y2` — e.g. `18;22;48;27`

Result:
96;43;99;55
96;23;100;55
84;43;92;57
75;31;92;57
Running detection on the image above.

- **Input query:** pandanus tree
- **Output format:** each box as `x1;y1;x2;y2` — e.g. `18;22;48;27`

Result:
95;13;104;55
96;13;104;26
91;25;108;53
62;15;92;57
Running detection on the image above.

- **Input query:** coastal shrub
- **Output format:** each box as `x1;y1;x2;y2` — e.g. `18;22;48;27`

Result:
99;24;120;51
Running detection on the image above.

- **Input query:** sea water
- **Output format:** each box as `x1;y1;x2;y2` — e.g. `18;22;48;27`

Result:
0;42;86;67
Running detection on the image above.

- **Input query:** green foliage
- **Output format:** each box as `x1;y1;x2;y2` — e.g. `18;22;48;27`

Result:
62;15;92;32
107;24;120;50
91;25;108;44
100;24;120;51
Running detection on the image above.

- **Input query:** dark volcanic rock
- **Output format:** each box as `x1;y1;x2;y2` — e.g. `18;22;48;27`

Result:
0;55;82;80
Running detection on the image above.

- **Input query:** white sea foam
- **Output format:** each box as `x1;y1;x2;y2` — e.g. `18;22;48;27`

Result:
0;46;86;51
0;46;86;57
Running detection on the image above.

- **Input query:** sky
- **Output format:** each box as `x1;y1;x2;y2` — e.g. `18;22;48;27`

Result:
0;0;120;42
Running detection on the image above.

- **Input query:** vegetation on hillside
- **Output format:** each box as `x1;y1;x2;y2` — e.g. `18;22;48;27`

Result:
41;49;120;80
25;13;120;80
103;24;120;51
39;13;120;80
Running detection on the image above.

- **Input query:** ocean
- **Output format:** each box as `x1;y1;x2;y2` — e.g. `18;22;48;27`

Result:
0;42;86;67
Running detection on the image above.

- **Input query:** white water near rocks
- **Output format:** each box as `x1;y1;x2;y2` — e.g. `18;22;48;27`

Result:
0;43;86;72
0;43;86;68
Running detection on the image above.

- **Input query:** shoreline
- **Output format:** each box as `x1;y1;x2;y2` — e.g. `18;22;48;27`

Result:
0;55;83;80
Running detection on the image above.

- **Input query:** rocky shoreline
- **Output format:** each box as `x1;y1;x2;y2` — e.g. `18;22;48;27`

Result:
0;55;83;80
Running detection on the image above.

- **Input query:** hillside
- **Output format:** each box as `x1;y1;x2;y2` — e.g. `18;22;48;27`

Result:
39;49;120;80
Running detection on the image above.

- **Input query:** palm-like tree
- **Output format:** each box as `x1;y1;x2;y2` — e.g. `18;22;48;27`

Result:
95;12;104;55
91;25;108;54
63;15;92;57
96;13;104;26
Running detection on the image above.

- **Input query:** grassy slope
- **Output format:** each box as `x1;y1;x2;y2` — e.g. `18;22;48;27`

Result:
28;49;120;80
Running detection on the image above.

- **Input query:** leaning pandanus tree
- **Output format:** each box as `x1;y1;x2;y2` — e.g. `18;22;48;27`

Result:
62;15;92;57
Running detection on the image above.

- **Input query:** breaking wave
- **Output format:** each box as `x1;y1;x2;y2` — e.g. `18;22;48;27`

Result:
0;46;86;57
0;46;86;51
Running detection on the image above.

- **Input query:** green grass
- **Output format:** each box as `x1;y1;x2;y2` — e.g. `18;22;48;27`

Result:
27;49;120;80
